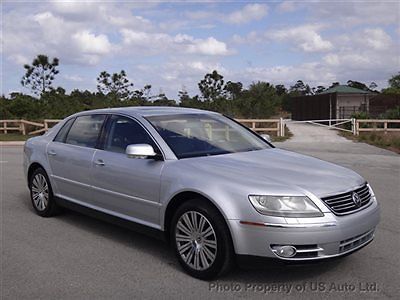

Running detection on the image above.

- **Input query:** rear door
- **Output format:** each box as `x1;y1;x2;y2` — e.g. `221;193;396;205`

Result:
90;114;164;226
47;114;106;203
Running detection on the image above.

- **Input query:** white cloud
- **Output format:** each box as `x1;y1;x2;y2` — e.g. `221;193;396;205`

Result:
323;54;340;66
72;30;112;55
363;28;392;50
267;24;333;52
309;2;400;26
226;4;268;24
244;63;336;87
187;37;229;56
50;1;153;30
323;27;396;70
232;31;263;44
120;29;230;56
2;1;399;97
8;54;30;65
51;1;97;18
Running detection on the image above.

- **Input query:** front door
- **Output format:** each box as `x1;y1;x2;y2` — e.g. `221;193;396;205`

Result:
90;115;164;227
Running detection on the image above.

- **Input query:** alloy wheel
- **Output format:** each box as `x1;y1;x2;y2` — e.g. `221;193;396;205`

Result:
175;211;217;271
31;173;49;211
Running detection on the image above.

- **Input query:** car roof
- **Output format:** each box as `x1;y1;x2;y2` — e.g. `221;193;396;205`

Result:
73;106;218;117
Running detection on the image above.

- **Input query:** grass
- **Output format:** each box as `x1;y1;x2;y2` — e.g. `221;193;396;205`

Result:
270;126;293;142
340;131;400;154
0;133;31;141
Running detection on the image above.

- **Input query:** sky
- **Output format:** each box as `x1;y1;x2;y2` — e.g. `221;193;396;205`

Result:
1;0;400;98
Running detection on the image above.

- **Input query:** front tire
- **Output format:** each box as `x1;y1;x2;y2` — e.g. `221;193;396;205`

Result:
170;199;234;279
29;167;59;217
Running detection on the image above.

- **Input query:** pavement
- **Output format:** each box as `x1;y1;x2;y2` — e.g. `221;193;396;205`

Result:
1;124;399;299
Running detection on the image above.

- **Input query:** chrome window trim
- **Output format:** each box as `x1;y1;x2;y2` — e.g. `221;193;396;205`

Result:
50;112;167;160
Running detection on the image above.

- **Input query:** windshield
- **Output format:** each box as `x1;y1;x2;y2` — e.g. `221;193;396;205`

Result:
146;113;271;159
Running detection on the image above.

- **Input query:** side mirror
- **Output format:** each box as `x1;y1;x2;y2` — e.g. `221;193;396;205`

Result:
126;144;157;159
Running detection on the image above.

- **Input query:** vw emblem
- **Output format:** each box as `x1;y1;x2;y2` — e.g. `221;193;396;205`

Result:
352;192;361;207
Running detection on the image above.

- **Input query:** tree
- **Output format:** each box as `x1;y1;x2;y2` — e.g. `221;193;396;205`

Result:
224;81;243;100
132;84;152;102
275;84;287;96
289;80;312;95
198;70;225;102
313;85;326;94
369;82;378;91
382;72;400;94
347;80;369;91
329;82;340;88
97;70;134;100
388;73;400;89
178;87;191;103
21;54;59;95
235;82;281;118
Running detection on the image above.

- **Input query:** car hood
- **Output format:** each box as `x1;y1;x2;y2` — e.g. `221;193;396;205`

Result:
178;148;365;197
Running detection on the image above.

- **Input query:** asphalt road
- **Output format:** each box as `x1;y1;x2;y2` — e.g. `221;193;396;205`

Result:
1;125;399;299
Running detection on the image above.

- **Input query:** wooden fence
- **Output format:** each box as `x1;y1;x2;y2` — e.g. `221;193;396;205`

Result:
355;119;400;135
0;118;286;137
235;118;284;137
2;118;400;137
0;119;61;135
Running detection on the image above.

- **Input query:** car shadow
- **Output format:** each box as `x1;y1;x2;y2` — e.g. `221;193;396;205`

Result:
56;208;182;270
20;192;344;281
224;258;345;283
59;209;345;281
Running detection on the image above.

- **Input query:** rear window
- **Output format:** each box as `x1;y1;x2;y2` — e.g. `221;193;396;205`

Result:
65;115;105;148
54;118;75;143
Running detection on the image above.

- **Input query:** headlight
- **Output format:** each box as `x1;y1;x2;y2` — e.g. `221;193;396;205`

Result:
367;183;376;198
248;195;323;217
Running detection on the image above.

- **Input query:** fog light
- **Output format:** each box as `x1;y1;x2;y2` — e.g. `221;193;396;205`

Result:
273;245;297;258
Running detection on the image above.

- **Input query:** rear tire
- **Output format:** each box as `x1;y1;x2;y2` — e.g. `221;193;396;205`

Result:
170;199;234;280
29;167;60;217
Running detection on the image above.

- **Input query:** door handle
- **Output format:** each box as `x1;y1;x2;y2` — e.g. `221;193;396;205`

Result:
94;159;105;166
48;150;57;156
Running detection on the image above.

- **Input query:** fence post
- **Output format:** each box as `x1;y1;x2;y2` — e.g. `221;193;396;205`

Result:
351;118;356;135
4;121;7;134
384;121;388;134
356;120;359;136
20;120;26;135
280;118;285;137
277;120;281;137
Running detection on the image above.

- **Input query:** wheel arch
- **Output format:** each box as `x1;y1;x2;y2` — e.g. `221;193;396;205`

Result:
163;190;233;246
27;162;46;185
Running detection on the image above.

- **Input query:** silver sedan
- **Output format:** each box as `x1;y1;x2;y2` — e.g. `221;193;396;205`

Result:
23;107;380;279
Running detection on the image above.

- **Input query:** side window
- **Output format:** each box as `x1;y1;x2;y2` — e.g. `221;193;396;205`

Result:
104;115;157;154
65;115;106;148
54;118;75;143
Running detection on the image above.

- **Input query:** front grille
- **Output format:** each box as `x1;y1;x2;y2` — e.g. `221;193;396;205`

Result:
339;230;374;253
293;244;321;258
321;184;371;215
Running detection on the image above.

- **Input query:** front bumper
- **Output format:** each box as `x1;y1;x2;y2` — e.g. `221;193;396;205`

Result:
228;198;380;260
